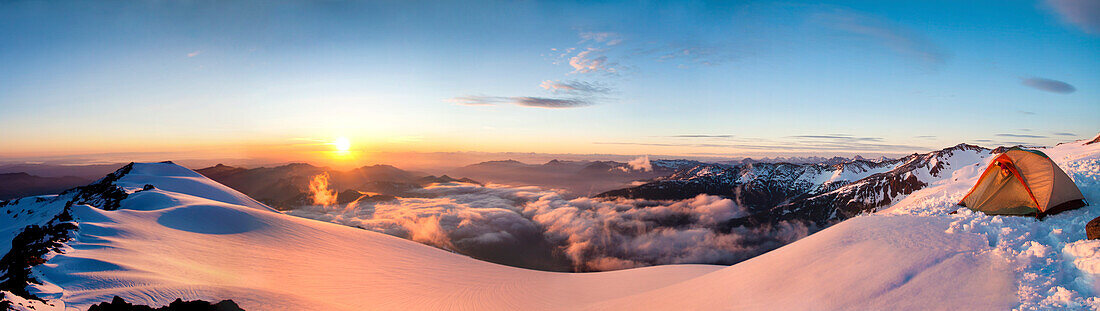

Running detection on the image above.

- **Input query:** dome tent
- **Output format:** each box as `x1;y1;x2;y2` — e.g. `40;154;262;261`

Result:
959;147;1086;217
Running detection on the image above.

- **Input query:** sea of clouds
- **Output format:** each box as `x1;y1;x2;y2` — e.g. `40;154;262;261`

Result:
287;182;812;272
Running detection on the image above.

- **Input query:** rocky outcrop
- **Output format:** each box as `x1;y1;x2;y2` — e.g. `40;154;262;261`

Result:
61;163;135;210
0;207;77;302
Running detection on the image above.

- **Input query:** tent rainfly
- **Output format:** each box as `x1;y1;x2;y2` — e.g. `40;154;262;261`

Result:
959;147;1087;217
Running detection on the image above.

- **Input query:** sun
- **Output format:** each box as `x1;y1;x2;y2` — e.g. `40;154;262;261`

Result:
333;137;351;152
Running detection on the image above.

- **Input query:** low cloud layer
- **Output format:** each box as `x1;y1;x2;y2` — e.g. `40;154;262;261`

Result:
627;155;653;172
1021;77;1077;94
1047;0;1100;34
288;182;811;272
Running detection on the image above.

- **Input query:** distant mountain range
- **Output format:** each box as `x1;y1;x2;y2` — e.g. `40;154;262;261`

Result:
0;163;123;178
190;159;706;209
0;151;985;208
448;159;703;196
0;173;91;200
598;144;993;227
717;155;893;166
0;163;125;200
0;145;1056;213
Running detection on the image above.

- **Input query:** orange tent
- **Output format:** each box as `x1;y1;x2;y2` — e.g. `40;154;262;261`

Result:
959;148;1086;217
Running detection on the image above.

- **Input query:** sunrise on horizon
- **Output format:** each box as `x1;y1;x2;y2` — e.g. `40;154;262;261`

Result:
1;1;1099;310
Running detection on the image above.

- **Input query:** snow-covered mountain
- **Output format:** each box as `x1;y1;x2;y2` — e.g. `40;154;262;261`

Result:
1;138;1099;310
599;144;991;225
723;154;893;166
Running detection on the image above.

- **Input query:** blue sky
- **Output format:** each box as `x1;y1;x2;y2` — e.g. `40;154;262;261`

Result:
0;0;1097;164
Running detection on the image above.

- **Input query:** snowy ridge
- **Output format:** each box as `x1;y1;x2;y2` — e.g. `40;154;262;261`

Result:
599;144;992;225
0;138;1098;310
877;138;1100;309
771;143;991;222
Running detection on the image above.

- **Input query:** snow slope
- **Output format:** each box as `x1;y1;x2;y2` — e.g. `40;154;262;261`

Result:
591;214;1018;310
592;139;1100;310
3;138;1100;310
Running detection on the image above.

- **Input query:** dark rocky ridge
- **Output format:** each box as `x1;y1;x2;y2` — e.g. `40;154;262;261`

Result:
87;296;245;311
0;207;77;304
1;163;155;306
60;163;136;211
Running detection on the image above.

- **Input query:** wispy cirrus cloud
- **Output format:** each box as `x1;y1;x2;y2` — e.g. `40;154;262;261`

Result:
579;31;623;46
670;135;736;138
453;79;607;109
645;41;741;67
814;10;949;66
1021;77;1077;94
187;50;202;57
1053;132;1078;136
449;95;508;106
448;95;592;109
555;29;744;74
790;134;884;142
597;133;926;153
539;80;611;95
594;141;924;152
1046;0;1100;34
511;97;592;108
996;133;1047;138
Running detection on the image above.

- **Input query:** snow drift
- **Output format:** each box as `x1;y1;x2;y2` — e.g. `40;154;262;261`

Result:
1;138;1099;310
